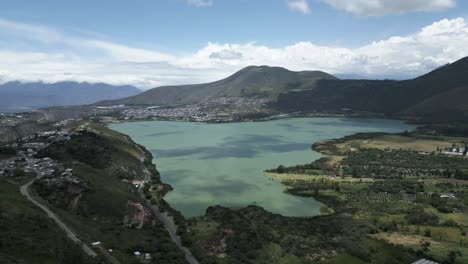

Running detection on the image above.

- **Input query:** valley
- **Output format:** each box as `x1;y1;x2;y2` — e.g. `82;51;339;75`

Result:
1;57;468;264
2;2;468;264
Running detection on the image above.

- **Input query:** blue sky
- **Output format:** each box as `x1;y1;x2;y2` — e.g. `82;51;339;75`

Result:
0;0;467;88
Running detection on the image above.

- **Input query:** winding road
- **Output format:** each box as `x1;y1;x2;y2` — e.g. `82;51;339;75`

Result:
20;172;98;258
18;134;198;263
137;147;199;264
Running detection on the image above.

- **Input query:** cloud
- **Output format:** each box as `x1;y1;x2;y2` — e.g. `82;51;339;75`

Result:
0;18;62;43
323;0;456;16
82;40;174;62
209;49;243;60
0;17;468;89
286;0;311;14
187;0;214;7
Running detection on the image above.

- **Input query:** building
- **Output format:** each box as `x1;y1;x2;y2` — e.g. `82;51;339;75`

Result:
411;259;438;264
440;194;456;199
91;241;101;247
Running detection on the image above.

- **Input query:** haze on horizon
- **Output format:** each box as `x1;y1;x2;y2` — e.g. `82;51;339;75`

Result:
1;0;468;89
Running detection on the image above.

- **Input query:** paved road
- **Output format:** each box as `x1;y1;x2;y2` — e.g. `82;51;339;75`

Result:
20;176;98;258
137;148;199;264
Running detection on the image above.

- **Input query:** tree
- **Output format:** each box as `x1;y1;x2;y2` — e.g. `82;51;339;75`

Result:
277;165;285;174
446;250;462;264
424;228;431;237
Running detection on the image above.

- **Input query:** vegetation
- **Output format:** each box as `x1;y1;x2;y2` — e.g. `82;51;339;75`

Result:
32;124;186;263
0;181;97;264
191;130;468;263
273;56;468;122
97;65;336;106
0;146;16;159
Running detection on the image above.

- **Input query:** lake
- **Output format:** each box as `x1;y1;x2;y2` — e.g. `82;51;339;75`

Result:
111;118;415;218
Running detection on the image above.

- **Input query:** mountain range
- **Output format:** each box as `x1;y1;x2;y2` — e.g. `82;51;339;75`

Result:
3;57;467;122
0;81;141;112
98;56;468;122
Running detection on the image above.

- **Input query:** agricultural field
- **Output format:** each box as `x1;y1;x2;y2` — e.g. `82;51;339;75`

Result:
334;134;466;153
263;131;468;264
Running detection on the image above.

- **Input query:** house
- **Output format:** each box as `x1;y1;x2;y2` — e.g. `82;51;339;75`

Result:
132;180;143;188
144;253;152;260
134;251;141;256
411;259;438;264
440;194;456;199
91;241;101;247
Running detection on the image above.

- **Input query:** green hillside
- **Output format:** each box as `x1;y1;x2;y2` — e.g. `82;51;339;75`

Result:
273;56;468;122
0;181;95;264
96;66;336;106
33;124;186;263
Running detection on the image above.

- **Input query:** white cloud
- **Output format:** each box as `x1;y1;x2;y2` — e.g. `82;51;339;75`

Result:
82;40;175;62
286;0;311;14
0;17;468;89
0;18;62;43
187;0;214;7
323;0;456;16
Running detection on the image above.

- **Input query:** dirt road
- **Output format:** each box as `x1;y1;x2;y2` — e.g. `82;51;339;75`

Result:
137;147;199;264
20;178;98;258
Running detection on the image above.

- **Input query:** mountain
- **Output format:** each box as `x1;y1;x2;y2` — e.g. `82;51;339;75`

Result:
96;66;337;106
0;81;141;112
95;57;468;122
273;56;468;122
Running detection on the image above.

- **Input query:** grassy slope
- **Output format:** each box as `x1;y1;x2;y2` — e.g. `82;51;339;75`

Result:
32;123;186;263
0;180;95;264
186;205;417;264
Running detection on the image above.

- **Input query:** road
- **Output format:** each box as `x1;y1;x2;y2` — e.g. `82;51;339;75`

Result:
137;147;199;264
20;175;98;258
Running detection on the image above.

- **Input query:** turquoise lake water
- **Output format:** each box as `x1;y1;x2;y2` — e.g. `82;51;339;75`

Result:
111;118;415;218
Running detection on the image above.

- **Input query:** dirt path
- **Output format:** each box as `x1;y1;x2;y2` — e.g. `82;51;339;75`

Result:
20;178;98;258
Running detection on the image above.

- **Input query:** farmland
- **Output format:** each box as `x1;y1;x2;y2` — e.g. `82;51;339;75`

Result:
262;131;468;263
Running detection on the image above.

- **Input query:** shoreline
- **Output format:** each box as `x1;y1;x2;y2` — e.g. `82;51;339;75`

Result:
108;118;413;220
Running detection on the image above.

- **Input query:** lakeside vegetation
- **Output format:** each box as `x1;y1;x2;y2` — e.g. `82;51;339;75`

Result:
260;130;468;264
177;127;468;264
3;118;468;264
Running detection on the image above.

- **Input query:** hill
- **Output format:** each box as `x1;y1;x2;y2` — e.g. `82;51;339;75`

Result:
0;180;95;264
30;124;186;263
95;57;468;122
96;66;337;106
273;56;468;122
0;81;141;112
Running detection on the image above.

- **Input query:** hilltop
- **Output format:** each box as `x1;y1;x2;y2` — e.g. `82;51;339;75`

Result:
96;66;337;106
